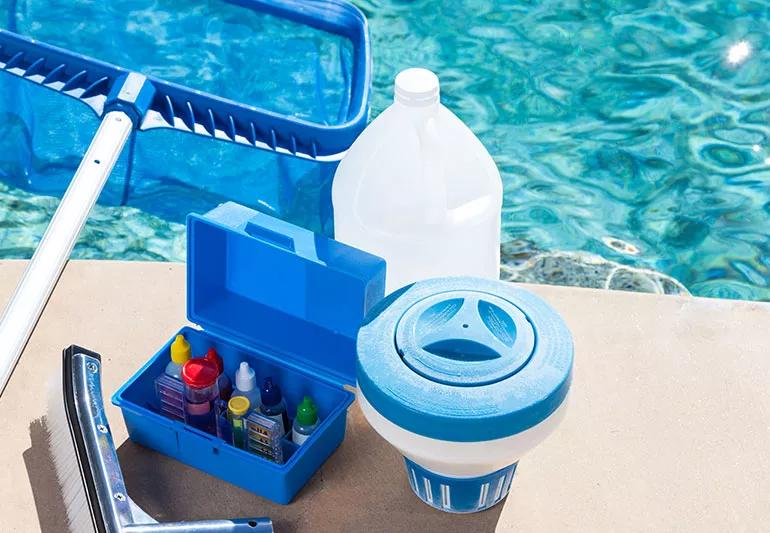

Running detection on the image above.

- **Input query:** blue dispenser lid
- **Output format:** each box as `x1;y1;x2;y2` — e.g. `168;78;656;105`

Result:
356;278;573;442
187;202;386;387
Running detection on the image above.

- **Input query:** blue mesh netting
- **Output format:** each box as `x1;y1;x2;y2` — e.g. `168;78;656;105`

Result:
0;0;355;235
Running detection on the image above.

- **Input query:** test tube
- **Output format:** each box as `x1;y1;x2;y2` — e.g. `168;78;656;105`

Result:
181;358;220;435
228;396;250;450
216;399;231;442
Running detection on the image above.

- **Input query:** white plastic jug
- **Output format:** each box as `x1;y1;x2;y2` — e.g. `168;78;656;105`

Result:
332;68;502;293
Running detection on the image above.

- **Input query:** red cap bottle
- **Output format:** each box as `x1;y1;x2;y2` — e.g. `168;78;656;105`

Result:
205;348;224;374
181;358;218;389
204;347;232;400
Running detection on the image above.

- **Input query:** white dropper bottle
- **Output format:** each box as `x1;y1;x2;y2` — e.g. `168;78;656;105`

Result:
232;361;259;410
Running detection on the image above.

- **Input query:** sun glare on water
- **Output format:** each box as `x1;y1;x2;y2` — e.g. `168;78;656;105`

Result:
727;40;751;65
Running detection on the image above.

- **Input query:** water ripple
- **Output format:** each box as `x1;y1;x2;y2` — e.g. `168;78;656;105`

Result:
358;0;770;301
0;181;185;261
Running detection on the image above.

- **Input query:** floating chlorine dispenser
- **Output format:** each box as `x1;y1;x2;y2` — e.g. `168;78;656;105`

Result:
356;277;573;513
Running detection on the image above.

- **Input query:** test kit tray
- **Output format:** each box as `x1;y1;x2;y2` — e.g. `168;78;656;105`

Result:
113;202;385;503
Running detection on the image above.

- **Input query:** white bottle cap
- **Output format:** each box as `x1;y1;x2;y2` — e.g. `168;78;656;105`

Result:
235;361;256;392
394;68;440;107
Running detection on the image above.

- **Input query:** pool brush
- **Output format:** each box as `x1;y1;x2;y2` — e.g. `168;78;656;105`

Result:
47;345;274;533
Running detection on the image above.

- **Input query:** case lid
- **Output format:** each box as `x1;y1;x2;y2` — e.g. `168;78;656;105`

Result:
187;202;386;387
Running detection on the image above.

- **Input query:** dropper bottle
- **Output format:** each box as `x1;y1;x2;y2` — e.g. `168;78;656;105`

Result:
232;361;260;410
259;377;289;435
165;334;191;379
205;347;232;401
292;396;319;445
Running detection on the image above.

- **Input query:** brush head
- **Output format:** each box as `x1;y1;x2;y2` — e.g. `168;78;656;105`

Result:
46;346;275;533
46;346;100;533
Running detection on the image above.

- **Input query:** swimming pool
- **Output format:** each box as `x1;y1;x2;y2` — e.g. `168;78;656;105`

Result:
1;0;769;301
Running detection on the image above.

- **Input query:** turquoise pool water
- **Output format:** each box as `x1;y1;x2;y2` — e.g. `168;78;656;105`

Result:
1;0;769;300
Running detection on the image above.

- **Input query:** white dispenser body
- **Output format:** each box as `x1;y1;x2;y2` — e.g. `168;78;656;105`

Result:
358;390;568;479
332;68;502;293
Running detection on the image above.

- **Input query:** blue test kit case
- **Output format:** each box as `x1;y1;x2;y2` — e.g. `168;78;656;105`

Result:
112;201;386;504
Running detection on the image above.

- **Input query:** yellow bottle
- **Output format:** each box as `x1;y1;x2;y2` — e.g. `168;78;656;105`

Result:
166;334;191;379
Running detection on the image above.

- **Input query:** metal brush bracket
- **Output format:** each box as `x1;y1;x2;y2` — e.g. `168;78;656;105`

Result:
64;346;273;533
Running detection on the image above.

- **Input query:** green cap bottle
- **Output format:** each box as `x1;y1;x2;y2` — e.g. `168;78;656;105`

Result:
296;396;318;426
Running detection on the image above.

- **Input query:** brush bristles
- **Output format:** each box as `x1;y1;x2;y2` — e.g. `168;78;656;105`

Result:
46;370;96;533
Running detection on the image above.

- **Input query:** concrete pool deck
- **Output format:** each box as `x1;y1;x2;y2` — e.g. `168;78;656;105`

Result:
0;259;768;532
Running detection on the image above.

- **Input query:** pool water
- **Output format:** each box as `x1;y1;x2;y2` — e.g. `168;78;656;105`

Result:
0;180;185;260
1;0;769;301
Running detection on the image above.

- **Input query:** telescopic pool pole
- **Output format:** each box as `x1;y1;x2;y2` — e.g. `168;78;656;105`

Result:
0;73;152;398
